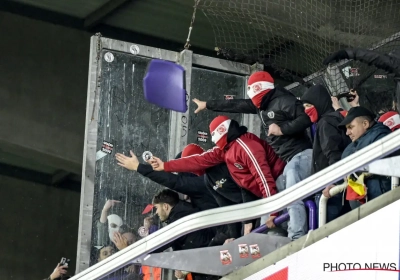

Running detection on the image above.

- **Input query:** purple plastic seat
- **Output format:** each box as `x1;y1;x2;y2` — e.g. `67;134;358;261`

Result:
143;59;187;113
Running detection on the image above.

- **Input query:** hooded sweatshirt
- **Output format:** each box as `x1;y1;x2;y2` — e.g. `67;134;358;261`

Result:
301;85;351;173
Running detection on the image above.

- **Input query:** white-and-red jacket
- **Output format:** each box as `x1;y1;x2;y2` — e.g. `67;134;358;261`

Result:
164;133;286;199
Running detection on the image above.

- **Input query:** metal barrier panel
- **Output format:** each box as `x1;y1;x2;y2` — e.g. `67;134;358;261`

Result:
76;36;254;278
188;67;245;149
70;129;400;280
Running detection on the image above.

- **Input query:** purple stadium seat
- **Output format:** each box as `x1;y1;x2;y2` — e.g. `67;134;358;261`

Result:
143;59;187;113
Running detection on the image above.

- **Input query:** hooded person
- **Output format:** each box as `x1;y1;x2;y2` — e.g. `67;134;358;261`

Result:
301;85;352;222
378;111;400;131
302;85;352;173
190;71;313;240
149;116;287;235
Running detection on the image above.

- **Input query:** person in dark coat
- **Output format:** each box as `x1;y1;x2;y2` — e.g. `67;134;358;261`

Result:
191;71;313;240
179;143;276;242
323;47;400;113
324;107;392;209
301;84;352;222
115;150;218;212
149;189;217;280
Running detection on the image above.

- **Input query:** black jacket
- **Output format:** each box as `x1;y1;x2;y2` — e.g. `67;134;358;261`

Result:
344;48;400;77
302;85;351;173
345;48;400;112
152;201;215;252
152;201;217;280
204;164;243;206
137;164;218;211
204;163;258;237
207;86;312;161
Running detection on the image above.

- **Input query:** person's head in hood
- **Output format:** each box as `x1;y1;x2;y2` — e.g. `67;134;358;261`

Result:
181;143;206;176
209;116;248;150
210;116;231;149
301;85;334;123
247;71;275;108
378;111;400;131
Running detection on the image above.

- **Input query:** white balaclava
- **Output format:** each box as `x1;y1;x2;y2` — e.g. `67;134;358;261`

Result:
107;214;123;241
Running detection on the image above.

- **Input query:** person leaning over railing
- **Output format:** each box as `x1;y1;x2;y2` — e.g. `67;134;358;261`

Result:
146;189;218;280
191;71;313;240
149;116;287;237
322;106;392;210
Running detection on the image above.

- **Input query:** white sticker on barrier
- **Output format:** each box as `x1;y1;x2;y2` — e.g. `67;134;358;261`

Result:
104;52;114;62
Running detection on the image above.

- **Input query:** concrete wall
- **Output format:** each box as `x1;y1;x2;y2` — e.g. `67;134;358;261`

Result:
0;175;80;279
0;11;90;175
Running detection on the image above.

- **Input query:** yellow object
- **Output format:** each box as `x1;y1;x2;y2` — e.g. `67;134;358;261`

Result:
347;173;366;196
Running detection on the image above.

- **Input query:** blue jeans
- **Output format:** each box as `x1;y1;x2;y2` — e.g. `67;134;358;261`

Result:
260;175;288;237
280;149;312;240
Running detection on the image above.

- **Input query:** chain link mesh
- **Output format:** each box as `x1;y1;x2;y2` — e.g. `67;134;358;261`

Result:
198;0;400;113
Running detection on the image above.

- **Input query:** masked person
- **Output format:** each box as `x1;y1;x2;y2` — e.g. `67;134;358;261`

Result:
301;84;351;222
180;143;280;241
378;111;400;131
149;116;286;236
190;71;313;240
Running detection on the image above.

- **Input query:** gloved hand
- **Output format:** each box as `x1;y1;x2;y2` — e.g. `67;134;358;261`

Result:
323;49;349;65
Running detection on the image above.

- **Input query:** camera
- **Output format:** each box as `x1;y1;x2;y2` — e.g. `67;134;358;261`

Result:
60;257;70;267
336;91;356;102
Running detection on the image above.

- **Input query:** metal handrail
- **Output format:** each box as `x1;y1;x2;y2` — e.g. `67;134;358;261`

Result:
70;129;400;280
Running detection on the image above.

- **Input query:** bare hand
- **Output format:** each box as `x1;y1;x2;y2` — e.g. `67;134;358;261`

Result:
224;238;235;244
331;97;342;111
144;216;154;229
322;185;335;198
175;270;185;279
267;123;283;136
115;150;140;171
244;223;253;235
50;263;68;280
150;156;165;171
349;89;360;107
103;200;122;211
193;98;207;114
125;264;136;274
266;216;276;229
113;232;129;250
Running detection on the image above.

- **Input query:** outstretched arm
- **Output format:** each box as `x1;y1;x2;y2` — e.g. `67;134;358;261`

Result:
151;147;225;173
324;48;400;76
193;98;258;114
137;164;205;195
